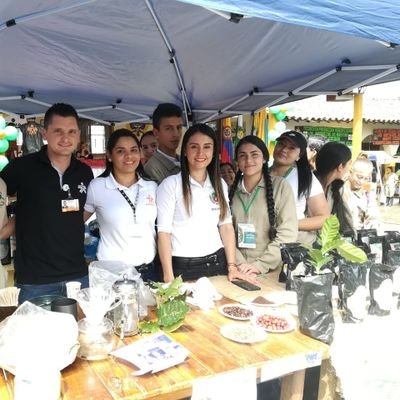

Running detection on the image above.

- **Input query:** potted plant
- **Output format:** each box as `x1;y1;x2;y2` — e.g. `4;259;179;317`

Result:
139;276;189;333
292;215;368;343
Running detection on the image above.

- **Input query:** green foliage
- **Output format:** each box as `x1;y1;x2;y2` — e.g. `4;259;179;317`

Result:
336;240;368;263
304;215;367;272
140;276;189;333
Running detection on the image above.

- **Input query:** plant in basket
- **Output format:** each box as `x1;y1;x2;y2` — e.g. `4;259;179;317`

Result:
292;215;368;343
139;276;189;333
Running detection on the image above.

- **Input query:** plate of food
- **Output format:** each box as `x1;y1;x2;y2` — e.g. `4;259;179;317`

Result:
218;304;254;320
252;311;296;333
250;296;281;308
220;323;267;344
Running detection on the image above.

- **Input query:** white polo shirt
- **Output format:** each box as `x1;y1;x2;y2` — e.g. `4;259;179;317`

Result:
285;167;324;219
157;173;232;257
84;174;157;265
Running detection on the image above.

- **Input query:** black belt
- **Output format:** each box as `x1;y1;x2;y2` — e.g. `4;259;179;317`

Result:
172;248;224;265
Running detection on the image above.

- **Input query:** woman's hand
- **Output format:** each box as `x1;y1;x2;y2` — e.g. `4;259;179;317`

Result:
163;271;175;283
236;263;260;275
228;265;259;285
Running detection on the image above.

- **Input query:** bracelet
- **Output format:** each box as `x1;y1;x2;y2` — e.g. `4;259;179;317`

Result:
227;263;237;269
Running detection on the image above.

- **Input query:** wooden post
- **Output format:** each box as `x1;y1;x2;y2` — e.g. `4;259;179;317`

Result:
352;93;363;159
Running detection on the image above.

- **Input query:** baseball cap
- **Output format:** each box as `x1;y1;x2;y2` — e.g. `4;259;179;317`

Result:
276;131;307;155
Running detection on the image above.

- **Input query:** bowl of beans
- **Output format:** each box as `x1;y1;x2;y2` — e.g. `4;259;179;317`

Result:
252;311;296;333
219;304;254;320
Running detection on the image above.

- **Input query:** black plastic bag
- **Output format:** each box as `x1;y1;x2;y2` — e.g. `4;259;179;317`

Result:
338;259;369;322
382;231;400;263
279;243;308;289
386;250;400;296
293;272;335;344
356;229;377;247
369;236;383;264
368;263;396;316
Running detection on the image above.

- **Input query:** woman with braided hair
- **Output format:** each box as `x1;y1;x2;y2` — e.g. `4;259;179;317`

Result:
229;136;298;278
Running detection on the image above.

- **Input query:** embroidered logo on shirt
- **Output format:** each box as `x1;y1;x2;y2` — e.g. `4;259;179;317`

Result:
146;194;155;205
78;182;87;194
209;191;219;204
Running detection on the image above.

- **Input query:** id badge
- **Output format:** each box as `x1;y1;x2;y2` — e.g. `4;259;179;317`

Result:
61;199;80;212
238;223;256;249
126;223;143;238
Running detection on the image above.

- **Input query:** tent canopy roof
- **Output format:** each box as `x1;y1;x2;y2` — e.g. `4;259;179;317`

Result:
1;0;400;124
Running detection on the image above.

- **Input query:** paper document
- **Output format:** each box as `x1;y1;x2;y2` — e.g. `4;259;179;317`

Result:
111;332;189;375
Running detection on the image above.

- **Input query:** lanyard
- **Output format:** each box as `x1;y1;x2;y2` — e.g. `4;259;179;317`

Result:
237;186;261;215
284;167;293;178
269;166;293;178
118;187;140;223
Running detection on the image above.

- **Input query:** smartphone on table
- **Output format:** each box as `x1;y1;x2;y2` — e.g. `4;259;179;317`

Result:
231;279;261;291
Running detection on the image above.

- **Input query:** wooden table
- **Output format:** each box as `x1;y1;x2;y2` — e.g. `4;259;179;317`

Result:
0;274;330;400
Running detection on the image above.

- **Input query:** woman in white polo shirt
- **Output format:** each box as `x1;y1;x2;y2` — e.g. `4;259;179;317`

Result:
157;124;251;283
270;131;329;244
84;129;159;281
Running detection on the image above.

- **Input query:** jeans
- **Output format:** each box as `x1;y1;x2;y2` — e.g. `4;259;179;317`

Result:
17;275;89;304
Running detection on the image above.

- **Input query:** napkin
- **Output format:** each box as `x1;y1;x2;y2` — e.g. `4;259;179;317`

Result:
184;277;222;310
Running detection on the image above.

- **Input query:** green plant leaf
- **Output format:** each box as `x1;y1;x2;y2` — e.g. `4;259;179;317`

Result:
336;240;368;263
139;320;159;333
157;299;189;328
162;318;186;333
321;238;342;255
320;215;341;247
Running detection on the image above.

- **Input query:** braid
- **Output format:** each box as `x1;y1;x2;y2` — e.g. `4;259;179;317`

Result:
263;164;277;240
229;170;242;204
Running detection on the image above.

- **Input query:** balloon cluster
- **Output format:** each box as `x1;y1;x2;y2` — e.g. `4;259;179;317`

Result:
0;116;19;170
268;105;293;141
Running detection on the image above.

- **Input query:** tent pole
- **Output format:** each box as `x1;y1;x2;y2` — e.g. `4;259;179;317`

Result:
352;93;363;159
144;0;191;121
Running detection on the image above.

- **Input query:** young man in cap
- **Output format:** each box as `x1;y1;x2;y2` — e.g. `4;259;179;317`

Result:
144;103;184;183
271;131;329;244
1;103;93;303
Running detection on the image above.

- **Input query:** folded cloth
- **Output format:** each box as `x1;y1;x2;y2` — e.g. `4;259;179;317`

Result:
184;277;222;310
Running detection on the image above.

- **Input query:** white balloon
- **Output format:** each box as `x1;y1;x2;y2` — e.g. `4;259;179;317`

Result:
275;121;286;133
268;129;280;141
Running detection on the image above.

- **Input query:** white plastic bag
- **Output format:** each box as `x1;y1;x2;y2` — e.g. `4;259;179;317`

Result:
89;261;155;317
0;302;79;374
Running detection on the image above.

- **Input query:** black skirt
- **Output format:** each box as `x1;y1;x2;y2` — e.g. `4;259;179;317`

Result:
172;248;227;281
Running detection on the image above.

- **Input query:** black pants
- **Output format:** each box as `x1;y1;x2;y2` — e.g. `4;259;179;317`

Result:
172;248;227;281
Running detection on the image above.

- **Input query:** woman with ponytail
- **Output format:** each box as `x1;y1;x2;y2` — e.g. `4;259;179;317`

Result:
229;136;297;278
84;129;159;282
271;131;329;244
315;142;354;236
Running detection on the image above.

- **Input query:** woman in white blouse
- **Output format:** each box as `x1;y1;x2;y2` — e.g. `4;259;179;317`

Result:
84;129;159;281
270;131;329;244
157;124;250;283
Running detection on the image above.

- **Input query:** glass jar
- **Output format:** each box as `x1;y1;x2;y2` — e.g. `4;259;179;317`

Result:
77;317;114;360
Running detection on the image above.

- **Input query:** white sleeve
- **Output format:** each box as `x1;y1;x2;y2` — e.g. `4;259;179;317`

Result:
156;175;177;233
84;180;96;213
16;129;23;146
309;174;324;198
218;179;233;226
